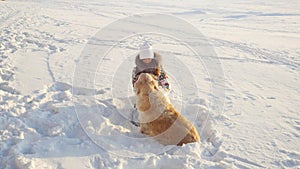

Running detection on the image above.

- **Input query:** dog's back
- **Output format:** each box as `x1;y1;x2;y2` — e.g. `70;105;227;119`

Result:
140;90;200;146
135;73;200;146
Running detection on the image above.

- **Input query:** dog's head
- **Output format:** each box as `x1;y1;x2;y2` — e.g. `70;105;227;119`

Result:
134;73;158;96
134;73;159;112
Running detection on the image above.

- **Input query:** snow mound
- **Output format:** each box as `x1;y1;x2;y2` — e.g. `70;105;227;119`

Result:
0;80;227;168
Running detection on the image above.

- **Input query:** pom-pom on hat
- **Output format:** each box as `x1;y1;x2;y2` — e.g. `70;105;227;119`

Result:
139;42;154;59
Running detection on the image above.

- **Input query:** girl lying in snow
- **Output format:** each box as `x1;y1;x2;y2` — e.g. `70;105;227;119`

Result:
132;43;170;92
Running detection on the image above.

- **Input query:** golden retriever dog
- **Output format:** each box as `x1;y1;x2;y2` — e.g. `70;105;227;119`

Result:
134;73;200;146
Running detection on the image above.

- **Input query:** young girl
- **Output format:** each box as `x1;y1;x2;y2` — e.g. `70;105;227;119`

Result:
132;43;169;91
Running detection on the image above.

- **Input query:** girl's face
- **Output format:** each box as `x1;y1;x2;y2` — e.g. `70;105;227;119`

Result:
142;58;152;64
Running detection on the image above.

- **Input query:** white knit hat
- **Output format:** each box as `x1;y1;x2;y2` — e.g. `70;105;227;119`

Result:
139;43;154;59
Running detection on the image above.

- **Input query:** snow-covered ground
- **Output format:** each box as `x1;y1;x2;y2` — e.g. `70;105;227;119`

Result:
0;0;299;168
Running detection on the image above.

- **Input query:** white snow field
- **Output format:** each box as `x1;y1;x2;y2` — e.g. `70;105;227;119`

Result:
1;0;300;168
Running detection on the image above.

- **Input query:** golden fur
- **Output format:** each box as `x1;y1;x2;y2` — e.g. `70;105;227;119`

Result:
134;73;200;146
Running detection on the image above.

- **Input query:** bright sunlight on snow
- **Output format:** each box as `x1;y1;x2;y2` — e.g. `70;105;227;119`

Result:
0;0;299;169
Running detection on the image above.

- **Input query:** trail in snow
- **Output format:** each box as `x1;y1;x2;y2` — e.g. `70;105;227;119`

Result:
0;0;300;169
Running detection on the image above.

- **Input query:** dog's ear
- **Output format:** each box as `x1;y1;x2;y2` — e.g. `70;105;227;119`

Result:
149;80;159;91
136;88;141;95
